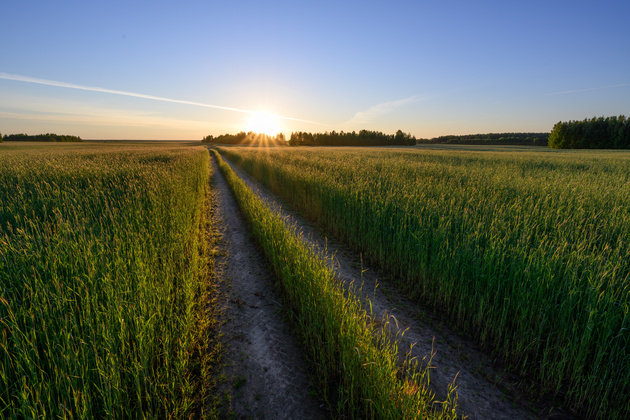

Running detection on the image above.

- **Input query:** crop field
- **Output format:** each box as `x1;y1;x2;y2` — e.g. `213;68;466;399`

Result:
212;149;458;419
3;141;628;419
0;143;216;418
219;146;630;419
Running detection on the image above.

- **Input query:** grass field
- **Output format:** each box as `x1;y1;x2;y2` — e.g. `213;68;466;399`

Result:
4;141;628;418
0;143;218;418
0;141;458;418
219;145;630;419
212;149;457;419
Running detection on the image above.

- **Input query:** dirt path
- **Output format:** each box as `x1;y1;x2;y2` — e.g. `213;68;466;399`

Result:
220;153;579;420
211;157;329;419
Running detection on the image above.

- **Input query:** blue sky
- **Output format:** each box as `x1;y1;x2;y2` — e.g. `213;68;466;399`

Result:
1;0;629;140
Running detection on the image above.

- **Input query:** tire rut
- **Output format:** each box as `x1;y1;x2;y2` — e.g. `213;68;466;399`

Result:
211;156;329;419
219;151;579;420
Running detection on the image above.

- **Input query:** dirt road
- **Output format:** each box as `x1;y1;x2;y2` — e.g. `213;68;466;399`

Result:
211;157;329;419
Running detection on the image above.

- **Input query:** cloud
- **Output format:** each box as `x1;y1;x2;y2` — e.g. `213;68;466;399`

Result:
0;72;322;125
548;83;630;95
343;95;422;128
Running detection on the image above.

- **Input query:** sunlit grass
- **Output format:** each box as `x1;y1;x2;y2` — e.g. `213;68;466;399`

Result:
212;149;458;419
0;144;216;418
219;146;630;419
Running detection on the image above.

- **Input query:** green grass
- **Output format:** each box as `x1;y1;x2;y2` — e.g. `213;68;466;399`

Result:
212;149;457;419
219;146;630;419
0;144;219;418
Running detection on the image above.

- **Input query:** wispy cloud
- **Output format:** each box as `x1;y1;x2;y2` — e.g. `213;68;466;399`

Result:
548;83;630;95
0;72;322;125
343;95;422;128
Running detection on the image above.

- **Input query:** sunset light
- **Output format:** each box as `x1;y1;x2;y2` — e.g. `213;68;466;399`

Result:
2;1;630;417
245;112;281;136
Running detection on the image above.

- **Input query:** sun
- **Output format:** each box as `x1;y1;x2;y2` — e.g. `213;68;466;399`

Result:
245;112;281;136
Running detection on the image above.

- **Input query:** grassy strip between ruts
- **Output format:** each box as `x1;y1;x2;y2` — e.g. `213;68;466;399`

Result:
0;145;220;418
212;149;458;419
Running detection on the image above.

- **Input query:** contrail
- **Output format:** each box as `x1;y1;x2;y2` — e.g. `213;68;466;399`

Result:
0;72;322;125
549;83;630;95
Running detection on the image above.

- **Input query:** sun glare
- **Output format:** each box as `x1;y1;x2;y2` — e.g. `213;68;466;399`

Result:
245;112;281;136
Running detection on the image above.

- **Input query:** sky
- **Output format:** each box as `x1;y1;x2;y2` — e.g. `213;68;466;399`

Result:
1;0;629;140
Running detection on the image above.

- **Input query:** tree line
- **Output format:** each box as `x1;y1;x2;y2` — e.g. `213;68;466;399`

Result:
202;118;630;149
548;116;630;149
288;129;416;146
3;133;83;142
202;131;287;145
417;132;549;146
202;129;416;146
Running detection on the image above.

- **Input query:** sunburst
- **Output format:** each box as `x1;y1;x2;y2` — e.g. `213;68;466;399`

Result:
244;112;281;136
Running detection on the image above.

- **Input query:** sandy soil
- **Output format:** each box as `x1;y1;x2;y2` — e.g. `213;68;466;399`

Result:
218;152;580;420
210;157;330;419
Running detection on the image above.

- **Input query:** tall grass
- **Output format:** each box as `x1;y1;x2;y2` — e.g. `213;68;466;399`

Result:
212;149;457;419
0;145;215;418
219;146;630;419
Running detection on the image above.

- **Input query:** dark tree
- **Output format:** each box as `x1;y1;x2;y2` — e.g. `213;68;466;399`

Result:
202;131;288;146
3;133;82;142
288;129;416;146
417;132;549;146
548;116;629;149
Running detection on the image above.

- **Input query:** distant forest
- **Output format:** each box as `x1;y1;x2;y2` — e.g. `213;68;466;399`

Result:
548;116;630;149
202;131;287;146
202;129;417;147
4;133;83;142
289;129;416;146
417;132;549;146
